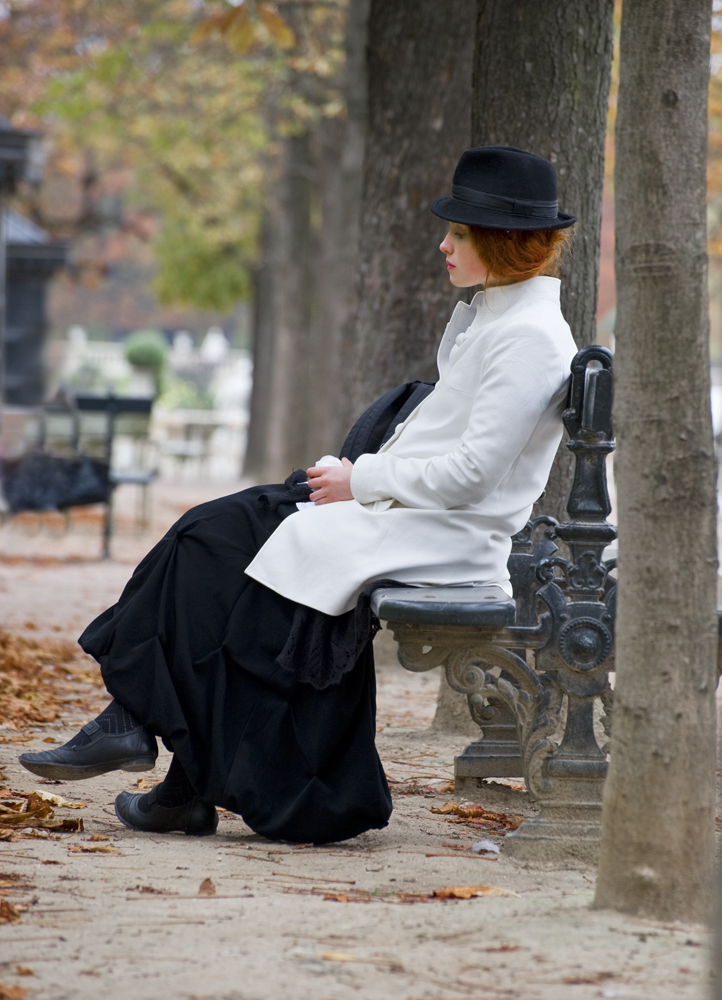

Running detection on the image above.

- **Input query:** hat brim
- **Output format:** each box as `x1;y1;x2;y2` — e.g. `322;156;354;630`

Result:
430;195;576;231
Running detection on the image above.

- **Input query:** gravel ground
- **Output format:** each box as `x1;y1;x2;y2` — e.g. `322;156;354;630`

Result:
0;479;712;1000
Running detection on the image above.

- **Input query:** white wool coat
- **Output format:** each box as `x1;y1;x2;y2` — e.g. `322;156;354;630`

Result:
245;276;578;616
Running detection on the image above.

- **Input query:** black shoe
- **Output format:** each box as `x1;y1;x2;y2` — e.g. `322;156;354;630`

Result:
18;721;158;780
114;788;218;837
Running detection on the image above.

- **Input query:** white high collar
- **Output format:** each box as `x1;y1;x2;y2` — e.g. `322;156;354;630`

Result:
472;275;561;322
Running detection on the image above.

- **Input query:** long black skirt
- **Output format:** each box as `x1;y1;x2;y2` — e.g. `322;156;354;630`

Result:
79;485;392;844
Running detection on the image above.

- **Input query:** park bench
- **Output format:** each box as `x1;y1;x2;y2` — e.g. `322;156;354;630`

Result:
1;394;158;558
372;345;616;864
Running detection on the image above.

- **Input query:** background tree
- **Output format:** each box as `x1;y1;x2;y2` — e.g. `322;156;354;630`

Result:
0;0;271;311
341;0;476;429
338;0;476;733
244;0;367;480
473;0;615;521
593;0;717;922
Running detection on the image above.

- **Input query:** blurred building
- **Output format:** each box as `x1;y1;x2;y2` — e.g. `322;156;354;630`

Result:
4;209;68;404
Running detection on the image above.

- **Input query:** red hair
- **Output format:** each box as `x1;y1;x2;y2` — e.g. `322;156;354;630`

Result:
468;226;571;284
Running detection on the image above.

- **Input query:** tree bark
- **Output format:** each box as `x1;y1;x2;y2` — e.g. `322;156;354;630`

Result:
244;212;277;479
346;0;475;731
593;0;716;922
307;0;370;461
245;0;370;479
264;130;316;480
343;0;475;427
473;0;614;522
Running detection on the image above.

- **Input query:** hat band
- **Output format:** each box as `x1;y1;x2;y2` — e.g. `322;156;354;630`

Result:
451;184;558;221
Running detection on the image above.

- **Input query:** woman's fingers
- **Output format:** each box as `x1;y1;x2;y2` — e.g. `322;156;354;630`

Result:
306;465;353;504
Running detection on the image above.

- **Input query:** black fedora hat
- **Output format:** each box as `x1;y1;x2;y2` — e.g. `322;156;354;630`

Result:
431;145;575;231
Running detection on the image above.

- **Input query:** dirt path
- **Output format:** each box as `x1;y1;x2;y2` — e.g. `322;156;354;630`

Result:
0;481;711;1000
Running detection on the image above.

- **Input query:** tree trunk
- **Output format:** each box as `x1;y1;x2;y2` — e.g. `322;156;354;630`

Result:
473;0;614;523
593;0;716;923
260;130;316;481
244;212;277;479
346;0;475;731
307;0;370;461
245;0;370;479
343;0;475;427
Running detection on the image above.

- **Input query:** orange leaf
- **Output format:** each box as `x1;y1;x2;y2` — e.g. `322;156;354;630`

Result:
431;802;522;830
258;6;295;49
431;884;519;900
190;6;240;44
0;900;26;924
225;6;255;54
0;985;28;1000
198;877;216;896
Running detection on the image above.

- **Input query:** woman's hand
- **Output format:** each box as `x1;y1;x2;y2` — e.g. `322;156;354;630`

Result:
306;458;354;505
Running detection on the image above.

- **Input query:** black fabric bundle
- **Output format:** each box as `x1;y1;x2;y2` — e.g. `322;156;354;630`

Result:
277;579;405;690
340;381;435;462
255;469;312;511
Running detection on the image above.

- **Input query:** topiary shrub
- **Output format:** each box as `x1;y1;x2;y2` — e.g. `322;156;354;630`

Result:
124;329;168;396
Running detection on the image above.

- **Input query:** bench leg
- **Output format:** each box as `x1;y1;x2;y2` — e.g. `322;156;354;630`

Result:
454;695;524;795
102;494;113;559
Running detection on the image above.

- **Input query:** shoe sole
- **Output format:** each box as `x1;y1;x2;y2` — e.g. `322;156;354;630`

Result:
114;798;218;837
19;755;157;781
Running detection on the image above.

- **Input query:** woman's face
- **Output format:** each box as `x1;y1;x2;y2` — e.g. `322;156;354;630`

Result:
439;223;490;288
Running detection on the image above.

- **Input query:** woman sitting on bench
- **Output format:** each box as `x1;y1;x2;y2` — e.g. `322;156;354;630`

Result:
20;146;578;843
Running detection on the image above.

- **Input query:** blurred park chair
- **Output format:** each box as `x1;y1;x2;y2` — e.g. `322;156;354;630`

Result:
72;395;159;555
1;395;158;557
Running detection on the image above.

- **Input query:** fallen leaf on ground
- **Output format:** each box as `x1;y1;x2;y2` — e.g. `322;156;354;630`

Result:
66;844;119;854
431;802;522;831
0;791;84;835
431;885;519;900
41;860;64;865
126;885;177;895
0;873;34;894
296;883;519;904
0;627;102;729
0;900;26;924
14;968;33;977
198;878;216;896
32;790;86;809
319;952;403;971
86;834;109;842
562;972;615;985
424;852;497;860
0;985;28;1000
42;737;56;743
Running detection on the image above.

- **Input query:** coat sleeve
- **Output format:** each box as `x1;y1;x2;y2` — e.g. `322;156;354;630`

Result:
349;326;567;510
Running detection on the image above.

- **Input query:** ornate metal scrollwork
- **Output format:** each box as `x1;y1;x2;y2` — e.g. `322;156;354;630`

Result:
558;617;612;671
443;643;562;799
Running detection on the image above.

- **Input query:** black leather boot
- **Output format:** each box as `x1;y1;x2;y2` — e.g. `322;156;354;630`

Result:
114;787;218;836
19;720;158;780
